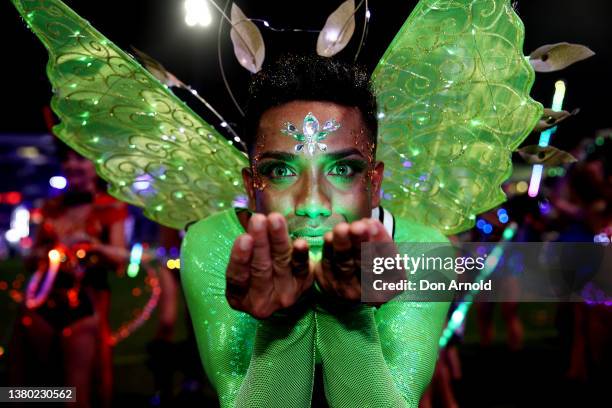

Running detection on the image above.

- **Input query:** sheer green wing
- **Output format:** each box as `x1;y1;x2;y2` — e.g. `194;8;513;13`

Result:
373;0;542;235
12;0;247;230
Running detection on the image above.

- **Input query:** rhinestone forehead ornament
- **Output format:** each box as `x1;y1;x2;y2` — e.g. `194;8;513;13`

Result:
281;112;341;156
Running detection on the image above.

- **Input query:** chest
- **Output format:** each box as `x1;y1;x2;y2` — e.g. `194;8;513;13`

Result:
44;205;104;240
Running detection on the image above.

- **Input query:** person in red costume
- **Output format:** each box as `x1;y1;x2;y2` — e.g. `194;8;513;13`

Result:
9;142;129;408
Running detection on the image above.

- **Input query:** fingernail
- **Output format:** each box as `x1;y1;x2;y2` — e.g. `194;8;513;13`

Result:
239;236;250;251
252;216;264;232
294;238;308;251
353;223;364;235
270;216;281;231
370;223;378;235
337;223;349;235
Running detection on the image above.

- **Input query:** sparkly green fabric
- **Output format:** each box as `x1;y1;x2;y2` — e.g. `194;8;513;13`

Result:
181;209;450;407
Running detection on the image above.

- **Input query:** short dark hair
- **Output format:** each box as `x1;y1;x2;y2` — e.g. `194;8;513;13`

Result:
244;53;378;155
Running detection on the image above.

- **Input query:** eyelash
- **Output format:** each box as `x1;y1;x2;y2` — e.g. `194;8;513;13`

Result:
329;161;366;178
259;163;296;179
329;164;353;178
258;160;365;180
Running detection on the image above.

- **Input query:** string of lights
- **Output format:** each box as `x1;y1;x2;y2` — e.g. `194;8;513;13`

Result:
528;81;567;198
439;222;518;348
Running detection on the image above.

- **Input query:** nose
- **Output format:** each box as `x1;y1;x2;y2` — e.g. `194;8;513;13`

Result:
295;174;332;219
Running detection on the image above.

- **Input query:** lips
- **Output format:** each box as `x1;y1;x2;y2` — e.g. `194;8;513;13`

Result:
292;227;329;237
290;227;330;247
297;235;325;247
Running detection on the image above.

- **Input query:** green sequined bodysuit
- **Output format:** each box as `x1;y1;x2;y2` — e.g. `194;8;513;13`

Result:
181;209;451;407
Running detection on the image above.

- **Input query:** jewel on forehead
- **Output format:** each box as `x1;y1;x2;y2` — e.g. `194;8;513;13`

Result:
281;112;341;156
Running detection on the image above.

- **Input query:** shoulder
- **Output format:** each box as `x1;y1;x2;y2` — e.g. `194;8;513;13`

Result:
393;215;449;244
183;209;242;245
93;192;129;224
40;196;64;218
180;209;243;277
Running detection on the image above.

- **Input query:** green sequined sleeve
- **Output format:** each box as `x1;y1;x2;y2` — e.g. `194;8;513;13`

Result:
180;211;257;407
181;210;317;408
313;218;451;408
376;219;452;406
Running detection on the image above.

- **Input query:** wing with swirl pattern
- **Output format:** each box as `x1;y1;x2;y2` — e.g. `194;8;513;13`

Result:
12;0;248;230
373;0;542;235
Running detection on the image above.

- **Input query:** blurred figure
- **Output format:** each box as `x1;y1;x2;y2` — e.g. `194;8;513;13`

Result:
420;235;463;408
8;143;129;408
419;345;462;408
419;306;462;408
551;132;611;400
147;226;181;406
147;226;215;406
469;209;524;351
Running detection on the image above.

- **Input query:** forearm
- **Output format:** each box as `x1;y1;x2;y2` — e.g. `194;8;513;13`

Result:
375;300;450;406
235;310;317;408
93;244;130;268
315;304;408;408
315;296;449;408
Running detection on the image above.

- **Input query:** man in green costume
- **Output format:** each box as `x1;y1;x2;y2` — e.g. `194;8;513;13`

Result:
181;55;451;408
9;0;542;405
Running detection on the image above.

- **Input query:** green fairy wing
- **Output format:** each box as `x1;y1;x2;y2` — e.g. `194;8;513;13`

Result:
373;0;542;235
12;0;247;230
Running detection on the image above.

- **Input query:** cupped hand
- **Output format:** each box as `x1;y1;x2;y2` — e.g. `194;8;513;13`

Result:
225;213;314;319
314;218;393;303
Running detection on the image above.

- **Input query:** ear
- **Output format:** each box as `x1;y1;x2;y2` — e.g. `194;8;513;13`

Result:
242;166;257;211
370;161;384;208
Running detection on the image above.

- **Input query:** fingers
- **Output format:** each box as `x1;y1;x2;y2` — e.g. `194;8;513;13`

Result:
319;231;334;289
267;212;311;281
274;238;311;310
328;220;373;279
364;218;393;243
322;231;333;263
317;218;388;301
267;212;292;270
248;214;272;280
349;219;371;257
226;234;253;308
228;213;315;317
330;223;353;278
268;213;307;308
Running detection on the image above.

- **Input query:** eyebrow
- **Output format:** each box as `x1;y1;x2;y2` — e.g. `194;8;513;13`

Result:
258;148;365;161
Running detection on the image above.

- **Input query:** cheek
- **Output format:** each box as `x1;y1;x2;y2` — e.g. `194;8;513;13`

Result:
254;188;294;216
331;177;372;221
